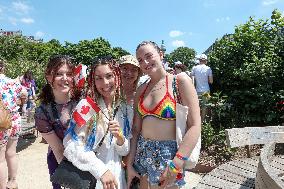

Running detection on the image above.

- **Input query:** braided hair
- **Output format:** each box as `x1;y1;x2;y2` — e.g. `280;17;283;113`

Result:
86;56;122;108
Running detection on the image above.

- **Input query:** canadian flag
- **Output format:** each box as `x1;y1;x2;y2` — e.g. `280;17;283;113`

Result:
74;64;88;88
72;96;100;127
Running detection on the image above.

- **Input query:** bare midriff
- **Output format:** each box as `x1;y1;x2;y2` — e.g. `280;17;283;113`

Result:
141;116;176;141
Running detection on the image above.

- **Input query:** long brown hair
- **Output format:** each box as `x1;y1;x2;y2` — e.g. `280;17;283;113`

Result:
38;55;81;104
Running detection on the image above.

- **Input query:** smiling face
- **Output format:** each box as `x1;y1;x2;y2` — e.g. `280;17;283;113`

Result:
120;63;140;85
136;44;164;76
47;63;74;95
94;64;116;99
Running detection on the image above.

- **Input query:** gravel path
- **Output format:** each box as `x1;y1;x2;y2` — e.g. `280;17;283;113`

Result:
16;136;52;189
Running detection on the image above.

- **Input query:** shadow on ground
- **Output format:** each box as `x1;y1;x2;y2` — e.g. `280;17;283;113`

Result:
16;135;37;153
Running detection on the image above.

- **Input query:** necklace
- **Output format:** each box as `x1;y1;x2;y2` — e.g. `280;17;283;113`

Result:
150;82;166;93
122;104;130;138
149;75;167;94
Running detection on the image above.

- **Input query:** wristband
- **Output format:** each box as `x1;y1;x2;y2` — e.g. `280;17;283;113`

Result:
118;128;123;137
176;153;189;161
168;161;182;174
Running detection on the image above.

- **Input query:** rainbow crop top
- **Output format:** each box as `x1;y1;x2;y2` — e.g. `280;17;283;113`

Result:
138;75;176;120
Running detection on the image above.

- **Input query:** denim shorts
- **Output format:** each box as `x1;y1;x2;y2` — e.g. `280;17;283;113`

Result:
133;135;185;186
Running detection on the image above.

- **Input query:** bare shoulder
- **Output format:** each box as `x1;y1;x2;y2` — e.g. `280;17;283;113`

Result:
176;72;193;89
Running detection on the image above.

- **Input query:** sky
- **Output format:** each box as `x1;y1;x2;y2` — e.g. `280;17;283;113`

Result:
0;0;284;55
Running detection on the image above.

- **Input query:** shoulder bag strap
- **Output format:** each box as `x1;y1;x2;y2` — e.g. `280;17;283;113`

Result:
87;105;120;152
50;101;65;139
39;105;52;124
172;75;182;104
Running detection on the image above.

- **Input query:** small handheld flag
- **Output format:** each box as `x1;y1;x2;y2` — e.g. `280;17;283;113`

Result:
74;64;88;88
72;96;100;127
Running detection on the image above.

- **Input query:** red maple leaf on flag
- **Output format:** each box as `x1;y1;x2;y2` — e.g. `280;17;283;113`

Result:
80;105;90;115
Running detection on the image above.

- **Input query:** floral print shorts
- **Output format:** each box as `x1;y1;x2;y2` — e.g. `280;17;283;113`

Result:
0;113;21;148
133;135;185;186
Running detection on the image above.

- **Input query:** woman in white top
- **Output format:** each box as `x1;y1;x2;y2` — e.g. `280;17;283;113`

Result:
63;56;130;189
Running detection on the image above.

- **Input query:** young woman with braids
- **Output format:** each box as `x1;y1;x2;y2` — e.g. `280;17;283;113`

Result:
63;56;131;189
127;41;201;189
34;55;80;189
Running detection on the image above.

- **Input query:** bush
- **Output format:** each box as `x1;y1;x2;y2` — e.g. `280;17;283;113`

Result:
208;10;284;126
5;59;46;92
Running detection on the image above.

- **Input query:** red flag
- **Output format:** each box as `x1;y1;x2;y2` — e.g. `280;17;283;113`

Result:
74;64;88;88
72;96;100;127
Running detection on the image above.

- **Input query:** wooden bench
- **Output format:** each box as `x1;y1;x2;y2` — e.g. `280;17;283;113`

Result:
196;126;284;189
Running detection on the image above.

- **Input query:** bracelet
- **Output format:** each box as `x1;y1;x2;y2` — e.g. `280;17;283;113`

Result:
118;128;123;137
176;153;189;161
168;161;182;174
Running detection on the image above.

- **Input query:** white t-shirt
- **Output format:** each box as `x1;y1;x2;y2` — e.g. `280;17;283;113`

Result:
191;64;212;93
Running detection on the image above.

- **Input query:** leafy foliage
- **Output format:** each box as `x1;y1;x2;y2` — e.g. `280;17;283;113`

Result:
0;36;129;91
208;9;284;126
167;47;196;68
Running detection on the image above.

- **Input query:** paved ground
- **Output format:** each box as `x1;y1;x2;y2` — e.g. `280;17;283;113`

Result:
4;118;202;189
17;136;52;189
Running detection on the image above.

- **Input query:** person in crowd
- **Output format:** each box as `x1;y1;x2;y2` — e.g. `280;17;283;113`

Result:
119;55;141;105
166;66;174;74
0;60;22;189
34;55;80;189
63;56;131;189
118;55;141;178
127;41;201;189
190;54;213;122
20;70;37;122
174;62;188;75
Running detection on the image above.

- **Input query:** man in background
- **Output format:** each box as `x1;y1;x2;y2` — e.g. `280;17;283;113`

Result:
191;54;213;122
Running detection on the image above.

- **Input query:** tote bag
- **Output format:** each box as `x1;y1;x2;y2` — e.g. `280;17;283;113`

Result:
176;102;201;169
174;74;201;169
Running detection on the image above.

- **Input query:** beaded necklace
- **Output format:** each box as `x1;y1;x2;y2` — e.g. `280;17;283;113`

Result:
122;102;132;138
84;96;118;151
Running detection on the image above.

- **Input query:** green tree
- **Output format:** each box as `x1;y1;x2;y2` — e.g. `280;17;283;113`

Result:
209;9;284;126
64;37;113;65
0;36;27;60
112;47;130;59
168;47;196;68
0;35;129;90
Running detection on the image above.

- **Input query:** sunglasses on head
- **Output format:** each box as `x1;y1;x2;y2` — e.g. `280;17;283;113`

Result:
49;55;76;63
91;55;115;65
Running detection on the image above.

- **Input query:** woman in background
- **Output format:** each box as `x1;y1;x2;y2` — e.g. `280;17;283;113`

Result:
21;70;37;122
0;60;22;189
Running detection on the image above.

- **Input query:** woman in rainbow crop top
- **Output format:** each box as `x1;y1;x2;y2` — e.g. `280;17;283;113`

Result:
126;41;201;189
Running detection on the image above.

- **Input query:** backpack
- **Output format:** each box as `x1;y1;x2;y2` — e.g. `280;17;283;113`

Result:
0;95;12;131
